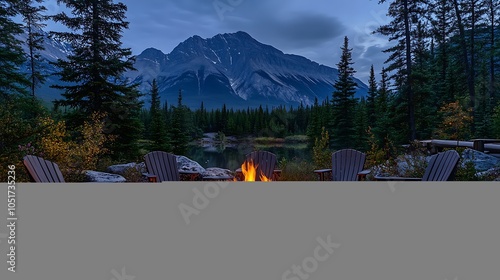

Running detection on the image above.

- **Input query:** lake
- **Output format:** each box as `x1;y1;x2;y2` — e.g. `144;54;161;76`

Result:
185;142;313;171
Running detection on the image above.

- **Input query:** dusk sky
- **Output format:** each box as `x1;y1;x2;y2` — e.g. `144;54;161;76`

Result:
43;0;393;82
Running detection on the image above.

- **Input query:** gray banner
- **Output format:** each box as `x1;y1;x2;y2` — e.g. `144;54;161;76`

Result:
0;182;499;280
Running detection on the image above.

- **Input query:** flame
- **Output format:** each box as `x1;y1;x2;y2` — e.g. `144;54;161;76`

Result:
241;160;271;181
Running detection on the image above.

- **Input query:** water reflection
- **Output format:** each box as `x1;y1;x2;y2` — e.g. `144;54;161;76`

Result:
186;143;312;170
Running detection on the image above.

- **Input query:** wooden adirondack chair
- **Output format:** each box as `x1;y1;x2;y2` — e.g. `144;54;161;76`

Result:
374;150;460;181
144;151;180;182
314;149;370;181
23;155;65;183
236;151;278;181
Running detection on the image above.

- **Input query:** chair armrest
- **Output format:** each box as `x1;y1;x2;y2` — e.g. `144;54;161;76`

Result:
357;169;371;181
313;169;332;181
373;175;422;181
358;169;371;175
143;173;158;183
314;168;332;173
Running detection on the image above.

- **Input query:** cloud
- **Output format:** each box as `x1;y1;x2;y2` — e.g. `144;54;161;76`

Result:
355;45;391;81
45;0;392;83
248;13;345;49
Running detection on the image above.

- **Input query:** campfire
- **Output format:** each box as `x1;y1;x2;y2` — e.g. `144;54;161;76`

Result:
240;159;271;181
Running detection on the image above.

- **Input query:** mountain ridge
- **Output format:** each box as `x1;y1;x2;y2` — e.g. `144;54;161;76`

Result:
127;31;368;109
20;29;368;109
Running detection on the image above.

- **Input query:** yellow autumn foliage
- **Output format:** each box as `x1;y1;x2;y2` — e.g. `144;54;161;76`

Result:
434;101;473;140
38;112;114;180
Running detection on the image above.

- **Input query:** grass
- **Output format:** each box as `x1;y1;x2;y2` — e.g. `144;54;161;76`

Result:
254;135;309;144
284;135;309;143
278;157;318;181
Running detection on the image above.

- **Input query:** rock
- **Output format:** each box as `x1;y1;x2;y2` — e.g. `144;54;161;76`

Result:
107;162;146;175
176;156;206;173
461;149;500;172
85;171;126;183
476;167;500;180
202;167;234;178
395;154;429;175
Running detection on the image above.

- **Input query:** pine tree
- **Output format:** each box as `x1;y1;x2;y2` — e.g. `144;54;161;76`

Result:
377;0;429;141
366;65;378;128
452;0;488;133
306;97;322;142
486;0;499;106
373;67;393;146
220;103;228;133
170;89;190;155
353;97;369;151
0;0;30;98
330;36;358;149
149;79;170;151
50;0;143;160
412;21;436;139
0;0;49;172
430;0;456;103
19;0;47;97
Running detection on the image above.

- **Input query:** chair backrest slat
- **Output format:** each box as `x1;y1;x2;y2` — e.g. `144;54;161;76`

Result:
245;151;277;181
331;149;366;181
24;155;65;183
144;151;180;181
422;150;460;181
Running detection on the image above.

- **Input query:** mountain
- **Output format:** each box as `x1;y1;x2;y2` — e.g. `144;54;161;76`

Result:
126;31;368;109
20;30;368;109
16;27;71;102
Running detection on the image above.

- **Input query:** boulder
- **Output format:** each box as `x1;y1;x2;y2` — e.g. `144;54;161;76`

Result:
476;167;500;180
393;154;429;176
176;156;206;173
85;171;126;183
461;149;500;172
202;167;234;178
107;162;146;175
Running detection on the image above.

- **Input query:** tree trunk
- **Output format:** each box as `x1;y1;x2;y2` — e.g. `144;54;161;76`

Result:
489;0;496;105
404;0;416;141
453;0;475;134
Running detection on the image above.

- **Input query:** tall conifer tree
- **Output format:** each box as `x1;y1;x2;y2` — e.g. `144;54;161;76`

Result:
330;36;358;149
50;0;143;159
149;79;170;151
366;65;378;128
170;89;189;155
19;0;47;97
0;0;29;98
377;0;428;141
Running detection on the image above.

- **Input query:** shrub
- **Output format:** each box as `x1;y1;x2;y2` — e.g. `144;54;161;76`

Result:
71;112;115;171
33;112;115;181
278;157;318;181
434;101;473;140
454;148;481;181
455;160;480;181
365;127;397;169
398;140;428;178
122;166;146;182
0;97;49;182
312;127;331;169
